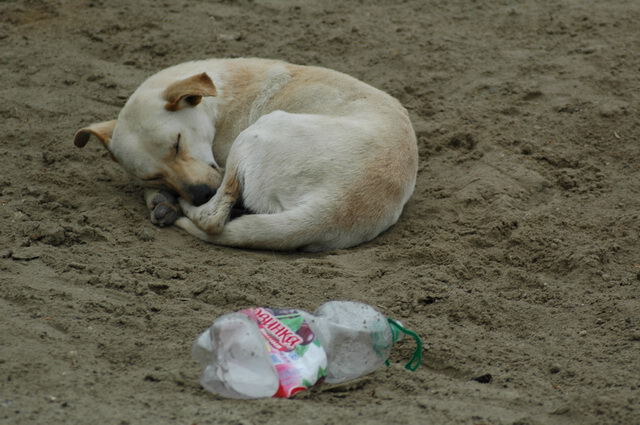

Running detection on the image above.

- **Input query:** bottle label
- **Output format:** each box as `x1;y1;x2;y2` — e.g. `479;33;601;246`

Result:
241;308;327;398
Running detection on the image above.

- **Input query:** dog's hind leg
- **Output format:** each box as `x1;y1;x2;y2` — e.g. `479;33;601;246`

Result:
174;216;216;241
175;207;329;251
175;111;361;251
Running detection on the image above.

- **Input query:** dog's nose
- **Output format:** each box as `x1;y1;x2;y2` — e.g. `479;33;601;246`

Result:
188;184;217;206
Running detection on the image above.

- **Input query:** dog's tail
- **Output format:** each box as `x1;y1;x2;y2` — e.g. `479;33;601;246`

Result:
175;209;340;252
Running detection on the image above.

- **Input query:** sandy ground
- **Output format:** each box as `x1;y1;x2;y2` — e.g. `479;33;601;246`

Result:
1;0;639;424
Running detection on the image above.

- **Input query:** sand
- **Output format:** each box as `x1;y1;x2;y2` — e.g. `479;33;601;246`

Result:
1;0;639;424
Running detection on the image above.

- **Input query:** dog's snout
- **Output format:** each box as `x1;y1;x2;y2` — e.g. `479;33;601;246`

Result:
188;184;217;206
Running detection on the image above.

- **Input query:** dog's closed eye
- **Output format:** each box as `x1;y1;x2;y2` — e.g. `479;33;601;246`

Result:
174;134;181;156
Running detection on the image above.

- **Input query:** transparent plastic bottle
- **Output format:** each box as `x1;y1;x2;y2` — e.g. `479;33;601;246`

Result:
192;301;422;399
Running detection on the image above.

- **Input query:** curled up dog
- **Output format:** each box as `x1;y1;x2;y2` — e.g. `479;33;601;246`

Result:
74;58;418;252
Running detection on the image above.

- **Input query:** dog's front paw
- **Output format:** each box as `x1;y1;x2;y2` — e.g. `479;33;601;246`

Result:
149;190;178;209
151;202;179;227
145;189;180;227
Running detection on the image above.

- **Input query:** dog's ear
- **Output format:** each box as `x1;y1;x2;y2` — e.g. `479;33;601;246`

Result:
74;120;118;161
74;120;117;149
164;72;217;111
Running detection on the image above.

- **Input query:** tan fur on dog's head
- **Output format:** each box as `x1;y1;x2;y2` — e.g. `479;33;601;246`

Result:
163;73;217;111
74;72;222;206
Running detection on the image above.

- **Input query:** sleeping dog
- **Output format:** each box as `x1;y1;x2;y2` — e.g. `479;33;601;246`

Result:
74;58;418;252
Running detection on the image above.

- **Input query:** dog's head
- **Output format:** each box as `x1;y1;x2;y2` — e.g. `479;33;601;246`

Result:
74;72;222;206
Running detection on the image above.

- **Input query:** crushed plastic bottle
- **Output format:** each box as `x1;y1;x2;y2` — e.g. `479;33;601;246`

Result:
192;301;423;399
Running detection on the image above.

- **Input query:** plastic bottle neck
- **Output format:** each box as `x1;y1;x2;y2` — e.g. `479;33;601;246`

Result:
387;318;423;371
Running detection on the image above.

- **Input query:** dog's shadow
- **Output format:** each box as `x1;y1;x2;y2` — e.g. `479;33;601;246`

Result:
229;198;253;220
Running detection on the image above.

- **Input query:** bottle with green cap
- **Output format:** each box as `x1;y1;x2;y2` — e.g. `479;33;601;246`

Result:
192;300;423;399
